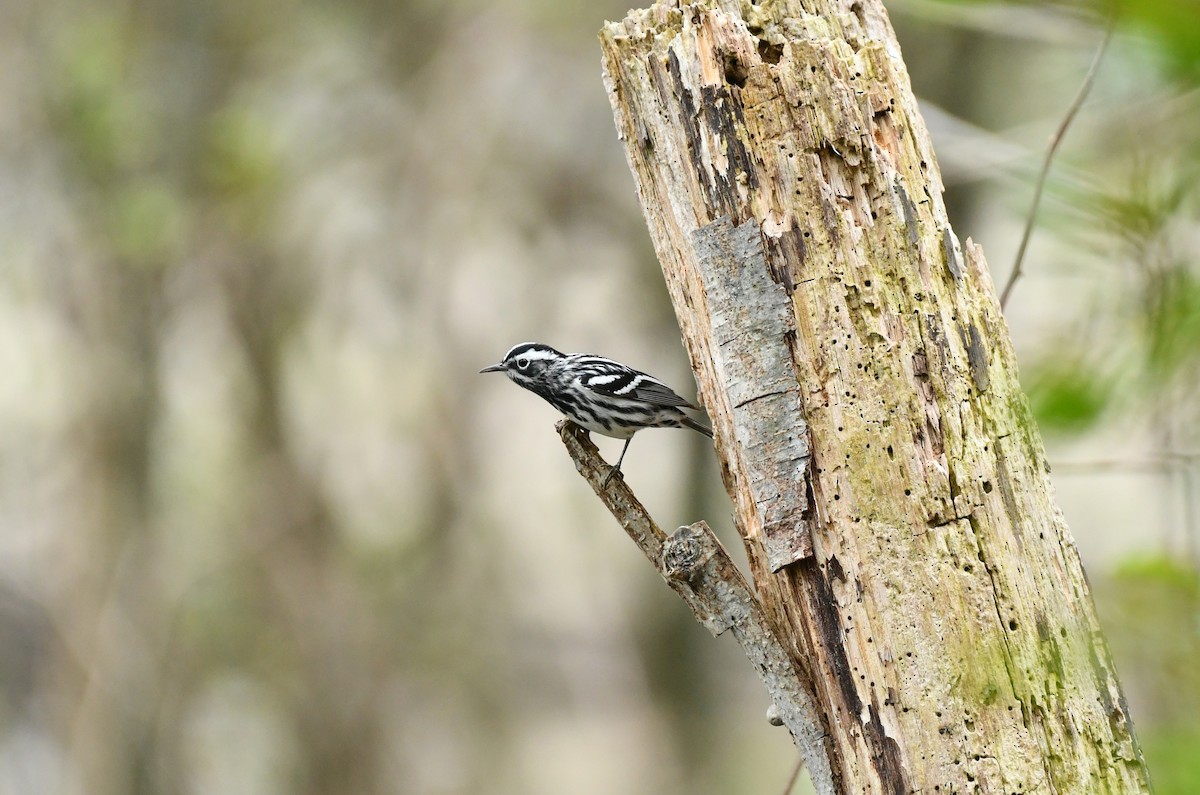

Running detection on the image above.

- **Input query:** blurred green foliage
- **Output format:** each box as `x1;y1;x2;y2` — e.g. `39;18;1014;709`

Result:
1099;558;1200;794
1112;0;1200;77
52;14;149;180
1139;728;1200;795
0;0;1197;793
110;180;189;268
1027;363;1112;433
206;106;284;205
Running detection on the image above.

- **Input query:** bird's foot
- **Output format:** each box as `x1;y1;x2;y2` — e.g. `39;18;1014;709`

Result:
601;465;624;489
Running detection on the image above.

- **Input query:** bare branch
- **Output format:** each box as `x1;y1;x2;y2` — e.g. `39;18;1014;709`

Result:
1000;26;1112;309
556;421;835;795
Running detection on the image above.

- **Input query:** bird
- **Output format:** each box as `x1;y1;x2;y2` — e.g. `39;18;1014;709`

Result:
480;342;712;487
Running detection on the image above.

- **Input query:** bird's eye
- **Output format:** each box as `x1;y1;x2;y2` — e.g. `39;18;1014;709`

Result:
516;357;531;370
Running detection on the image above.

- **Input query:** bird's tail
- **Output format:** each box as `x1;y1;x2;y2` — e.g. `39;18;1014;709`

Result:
681;414;714;438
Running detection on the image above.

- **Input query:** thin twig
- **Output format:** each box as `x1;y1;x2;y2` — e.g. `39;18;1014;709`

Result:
1052;459;1177;474
1000;26;1112;309
1051;450;1200;474
1183;465;1199;576
780;754;805;795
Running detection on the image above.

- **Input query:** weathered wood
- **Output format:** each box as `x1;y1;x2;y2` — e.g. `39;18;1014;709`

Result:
599;2;1151;793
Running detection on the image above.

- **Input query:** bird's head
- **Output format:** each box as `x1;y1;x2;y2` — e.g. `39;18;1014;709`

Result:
479;342;563;388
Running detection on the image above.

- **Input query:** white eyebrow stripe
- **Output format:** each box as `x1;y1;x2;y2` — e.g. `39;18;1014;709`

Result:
511;348;558;362
504;342;537;359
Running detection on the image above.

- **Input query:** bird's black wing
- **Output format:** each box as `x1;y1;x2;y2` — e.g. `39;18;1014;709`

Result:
571;356;699;409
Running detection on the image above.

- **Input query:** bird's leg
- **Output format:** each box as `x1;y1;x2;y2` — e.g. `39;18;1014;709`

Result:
601;437;633;488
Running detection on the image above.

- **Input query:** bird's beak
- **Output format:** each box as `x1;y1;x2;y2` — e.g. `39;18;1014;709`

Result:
479;363;505;374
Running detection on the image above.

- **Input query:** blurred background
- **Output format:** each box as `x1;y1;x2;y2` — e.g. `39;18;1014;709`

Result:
0;0;1197;793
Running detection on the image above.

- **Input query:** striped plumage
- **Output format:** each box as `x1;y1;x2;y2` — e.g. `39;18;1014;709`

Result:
480;342;712;485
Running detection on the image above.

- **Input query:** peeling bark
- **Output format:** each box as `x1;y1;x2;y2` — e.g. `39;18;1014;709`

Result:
599;2;1152;792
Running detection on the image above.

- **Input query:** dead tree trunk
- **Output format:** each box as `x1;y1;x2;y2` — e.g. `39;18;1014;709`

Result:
598;2;1152;793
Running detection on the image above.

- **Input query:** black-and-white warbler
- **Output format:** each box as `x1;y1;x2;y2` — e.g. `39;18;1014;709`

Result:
480;342;712;486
